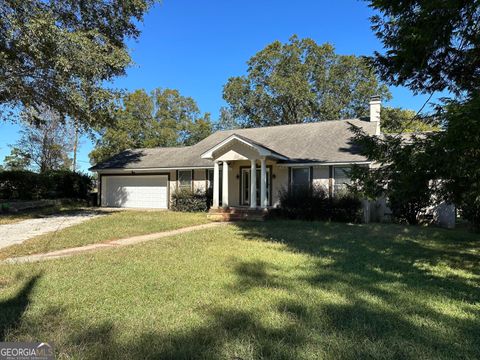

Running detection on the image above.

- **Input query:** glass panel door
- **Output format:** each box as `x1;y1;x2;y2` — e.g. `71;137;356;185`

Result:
241;168;270;206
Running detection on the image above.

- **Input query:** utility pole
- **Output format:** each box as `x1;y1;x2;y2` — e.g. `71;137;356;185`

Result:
72;120;79;172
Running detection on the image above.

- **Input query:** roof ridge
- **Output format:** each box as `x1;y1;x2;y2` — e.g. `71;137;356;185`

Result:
214;118;363;133
126;145;194;152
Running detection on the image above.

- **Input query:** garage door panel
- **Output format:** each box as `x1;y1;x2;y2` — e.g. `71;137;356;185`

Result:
104;175;168;209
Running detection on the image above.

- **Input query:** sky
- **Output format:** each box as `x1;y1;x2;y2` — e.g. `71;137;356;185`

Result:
0;0;437;173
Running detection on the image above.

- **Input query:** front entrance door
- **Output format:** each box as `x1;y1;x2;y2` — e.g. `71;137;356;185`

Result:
241;168;270;206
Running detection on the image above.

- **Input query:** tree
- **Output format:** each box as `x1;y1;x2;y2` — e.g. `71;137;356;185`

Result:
90;88;212;164
381;107;440;133
369;0;479;95
222;35;391;127
430;97;480;229
214;107;241;131
349;127;435;224
13;107;74;172
184;114;213;146
355;0;480;229
0;0;156;127
2;147;31;171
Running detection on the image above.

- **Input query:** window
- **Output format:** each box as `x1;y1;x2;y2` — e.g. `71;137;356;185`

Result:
291;167;310;190
178;170;193;191
333;167;351;193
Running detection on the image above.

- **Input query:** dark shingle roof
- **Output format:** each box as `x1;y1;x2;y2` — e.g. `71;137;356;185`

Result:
90;119;376;170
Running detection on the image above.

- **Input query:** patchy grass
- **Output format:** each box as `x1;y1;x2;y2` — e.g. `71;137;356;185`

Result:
0;211;209;260
0;221;479;359
0;204;86;225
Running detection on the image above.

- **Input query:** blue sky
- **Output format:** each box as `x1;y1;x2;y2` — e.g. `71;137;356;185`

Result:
0;0;436;173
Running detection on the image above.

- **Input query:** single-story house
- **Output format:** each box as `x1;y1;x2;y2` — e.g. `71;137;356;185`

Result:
90;97;382;211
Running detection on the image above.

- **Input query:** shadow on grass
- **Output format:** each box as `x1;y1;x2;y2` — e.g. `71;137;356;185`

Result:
2;221;479;359
229;221;480;358
14;305;305;359
0;273;42;341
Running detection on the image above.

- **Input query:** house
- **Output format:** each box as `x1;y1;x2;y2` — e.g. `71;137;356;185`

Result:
90;97;382;211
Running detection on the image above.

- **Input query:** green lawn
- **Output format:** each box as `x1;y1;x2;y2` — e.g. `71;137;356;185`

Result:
0;210;210;260
0;221;479;359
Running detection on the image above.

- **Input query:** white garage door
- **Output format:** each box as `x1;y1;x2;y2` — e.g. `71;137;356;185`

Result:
103;175;168;209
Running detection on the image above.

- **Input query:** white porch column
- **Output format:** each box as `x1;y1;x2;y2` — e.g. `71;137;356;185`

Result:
260;158;267;208
222;161;229;207
250;159;257;208
213;161;220;208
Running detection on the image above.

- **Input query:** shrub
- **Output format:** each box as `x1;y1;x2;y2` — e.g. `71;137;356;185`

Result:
278;185;362;223
458;193;480;231
42;170;93;200
171;189;210;212
1;202;10;213
0;170;93;201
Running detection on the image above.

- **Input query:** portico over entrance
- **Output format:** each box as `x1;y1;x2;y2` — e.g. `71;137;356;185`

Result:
201;134;288;209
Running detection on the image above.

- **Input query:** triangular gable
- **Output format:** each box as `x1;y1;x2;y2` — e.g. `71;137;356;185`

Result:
200;134;288;160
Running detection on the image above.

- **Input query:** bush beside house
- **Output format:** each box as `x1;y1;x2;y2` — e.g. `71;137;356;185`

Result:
276;186;363;223
171;189;212;212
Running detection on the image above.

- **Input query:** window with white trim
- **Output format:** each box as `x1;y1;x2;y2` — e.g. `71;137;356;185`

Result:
333;167;351;193
178;170;193;191
291;167;310;190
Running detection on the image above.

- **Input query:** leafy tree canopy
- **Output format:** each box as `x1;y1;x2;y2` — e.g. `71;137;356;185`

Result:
223;35;391;128
430;96;480;229
349;126;435;224
90;88;212;164
0;0;156;128
369;0;480;95
2;147;31;171
381;107;440;133
352;0;480;229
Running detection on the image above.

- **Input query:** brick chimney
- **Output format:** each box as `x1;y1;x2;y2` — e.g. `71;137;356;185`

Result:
369;95;381;135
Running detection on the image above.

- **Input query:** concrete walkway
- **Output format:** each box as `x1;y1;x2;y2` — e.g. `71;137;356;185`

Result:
3;222;228;264
0;212;103;250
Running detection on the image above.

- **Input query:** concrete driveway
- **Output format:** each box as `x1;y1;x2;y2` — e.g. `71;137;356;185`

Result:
0;211;103;250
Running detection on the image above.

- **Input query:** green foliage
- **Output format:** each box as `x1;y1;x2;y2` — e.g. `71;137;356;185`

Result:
381;107;440;133
183;114;214;146
1;202;10;212
0;170;92;201
0;0;156;127
2;147;31;171
214;107;241;131
369;0;479;95
90;88;212;164
276;185;362;223
431;96;480;230
223;35;390;127
367;0;480;230
349;126;434;225
171;189;211;212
